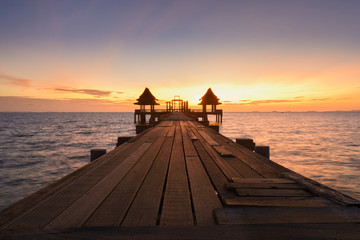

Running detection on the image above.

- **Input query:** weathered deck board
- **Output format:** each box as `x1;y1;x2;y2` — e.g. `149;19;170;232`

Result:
0;127;159;228
222;156;263;178
180;121;198;157
192;141;235;202
202;126;281;178
186;156;222;225
160;123;193;226
83;128;169;227
8;141;153;229
234;188;312;197
226;182;303;189
232;178;296;184
224;196;337;207
121;135;174;226
45;141;154;229
215;206;360;224
188;122;241;181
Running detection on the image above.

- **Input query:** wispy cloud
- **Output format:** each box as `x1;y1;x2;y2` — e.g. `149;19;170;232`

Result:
225;99;303;106
310;98;332;102
247;99;303;105
0;74;32;87
54;88;124;98
0;96;134;111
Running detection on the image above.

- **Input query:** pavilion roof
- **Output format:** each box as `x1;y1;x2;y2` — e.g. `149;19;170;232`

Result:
134;87;159;105
198;88;221;105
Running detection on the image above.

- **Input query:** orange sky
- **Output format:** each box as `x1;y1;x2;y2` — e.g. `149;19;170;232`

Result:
0;0;359;112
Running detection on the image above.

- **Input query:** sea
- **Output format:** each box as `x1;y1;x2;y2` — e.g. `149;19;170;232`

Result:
0;112;359;210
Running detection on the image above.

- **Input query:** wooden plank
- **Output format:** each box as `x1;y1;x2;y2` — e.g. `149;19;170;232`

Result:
157;121;173;127
45;142;154;229
167;125;176;137
212;145;233;157
192;141;236;202
84;133;169;227
145;126;165;143
180;122;198;157
8;125;163;228
121;136;174;226
189;124;241;181
225;182;303;189
214;206;360;224
198;130;219;146
186;156;222;225
203;128;281;178
224;196;337;207
285;172;360;206
160;123;193;226
187;129;197;140
6;139;155;229
0;128;157;229
232;178;296;184
224;157;263;178
235;188;313;197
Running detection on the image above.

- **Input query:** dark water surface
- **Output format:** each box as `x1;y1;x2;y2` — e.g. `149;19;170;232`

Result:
0;112;359;210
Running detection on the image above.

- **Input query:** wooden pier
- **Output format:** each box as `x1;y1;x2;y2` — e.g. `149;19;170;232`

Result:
1;113;360;239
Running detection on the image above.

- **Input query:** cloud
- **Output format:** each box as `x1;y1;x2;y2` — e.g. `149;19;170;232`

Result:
310;98;331;102
230;99;302;105
0;96;134;112
54;88;114;98
0;74;32;87
223;98;304;106
247;99;302;105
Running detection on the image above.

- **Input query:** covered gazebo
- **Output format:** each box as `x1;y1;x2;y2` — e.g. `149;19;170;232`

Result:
198;88;222;122
199;88;221;112
134;87;159;123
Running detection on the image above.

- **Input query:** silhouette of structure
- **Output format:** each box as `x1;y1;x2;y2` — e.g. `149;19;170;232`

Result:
134;87;159;123
166;96;189;113
134;87;222;125
198;88;223;122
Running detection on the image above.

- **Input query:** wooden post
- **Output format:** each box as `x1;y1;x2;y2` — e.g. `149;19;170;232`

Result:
116;136;133;147
255;146;270;159
136;124;152;134
90;149;106;161
236;138;255;151
209;125;219;132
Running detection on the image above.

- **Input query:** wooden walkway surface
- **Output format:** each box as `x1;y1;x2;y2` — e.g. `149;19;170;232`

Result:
1;114;360;239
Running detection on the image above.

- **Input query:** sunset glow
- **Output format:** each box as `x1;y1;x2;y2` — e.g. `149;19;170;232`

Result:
1;0;359;112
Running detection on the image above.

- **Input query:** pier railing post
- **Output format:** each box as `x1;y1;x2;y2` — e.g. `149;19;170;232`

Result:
90;149;106;161
117;136;133;147
236;138;255;151
255;146;270;159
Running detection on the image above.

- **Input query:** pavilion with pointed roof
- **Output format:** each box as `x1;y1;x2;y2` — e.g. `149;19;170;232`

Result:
198;88;222;122
134;87;159;124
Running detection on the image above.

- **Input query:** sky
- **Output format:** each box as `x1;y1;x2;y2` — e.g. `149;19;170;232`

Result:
0;0;359;112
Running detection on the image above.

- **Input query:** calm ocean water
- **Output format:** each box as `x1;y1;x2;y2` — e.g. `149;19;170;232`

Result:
0;112;359;210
